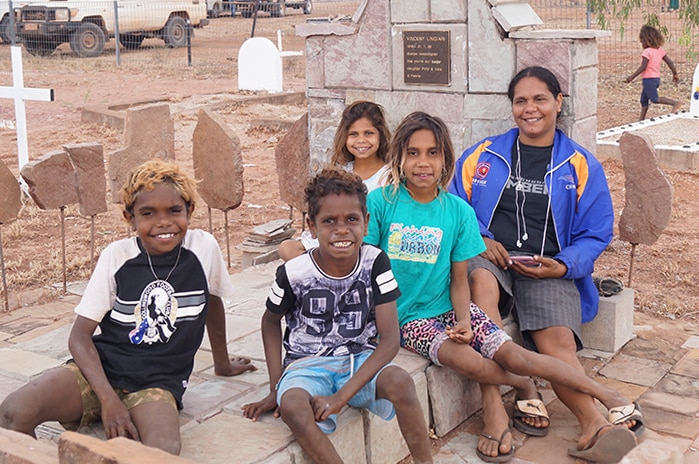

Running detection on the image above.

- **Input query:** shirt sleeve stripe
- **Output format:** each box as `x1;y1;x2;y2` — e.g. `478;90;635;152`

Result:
268;280;284;306
376;270;398;295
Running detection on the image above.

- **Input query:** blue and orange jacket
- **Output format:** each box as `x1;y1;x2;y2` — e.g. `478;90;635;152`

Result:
449;128;614;323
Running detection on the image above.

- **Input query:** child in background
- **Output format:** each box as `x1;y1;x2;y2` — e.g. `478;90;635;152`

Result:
364;112;639;463
242;168;433;464
625;24;680;120
0;159;253;455
278;100;391;261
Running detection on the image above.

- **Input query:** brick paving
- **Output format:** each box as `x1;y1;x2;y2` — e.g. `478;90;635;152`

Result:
1;261;698;463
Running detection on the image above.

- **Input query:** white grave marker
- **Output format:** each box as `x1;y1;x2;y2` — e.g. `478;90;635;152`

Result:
0;46;54;171
691;61;699;117
238;37;283;93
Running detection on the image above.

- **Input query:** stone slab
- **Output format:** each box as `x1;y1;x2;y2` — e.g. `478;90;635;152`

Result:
671;349;699;378
286;408;366;464
640;391;699;417
364;371;428;464
682;336;699;349
192;108;244;211
0;160;21;224
107;104;175;200
20;150;79;210
0;428;57;464
598;353;673;387
180;412;293;464
11;324;71;361
618;132;673;245
619;438;684;464
180;379;250;421
64;142;108;217
656;373;699;398
0;349;63;382
426;364;482;437
274;112;310;213
59;431;196;464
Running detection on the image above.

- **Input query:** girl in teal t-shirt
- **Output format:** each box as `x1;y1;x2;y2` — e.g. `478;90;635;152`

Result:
365;112;640;462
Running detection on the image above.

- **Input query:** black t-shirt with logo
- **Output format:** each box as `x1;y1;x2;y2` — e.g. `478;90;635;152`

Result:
489;142;560;256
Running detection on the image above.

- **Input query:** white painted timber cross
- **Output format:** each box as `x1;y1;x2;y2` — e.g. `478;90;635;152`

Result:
0;46;54;172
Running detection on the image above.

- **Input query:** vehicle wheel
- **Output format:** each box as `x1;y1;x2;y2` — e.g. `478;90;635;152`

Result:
163;15;187;48
270;0;285;17
209;2;221;19
69;22;105;58
303;0;312;14
119;33;144;50
0;16;11;44
24;40;58;57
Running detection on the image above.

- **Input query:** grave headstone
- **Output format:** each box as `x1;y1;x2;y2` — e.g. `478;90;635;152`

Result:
64;143;108;216
0;161;21;224
238;37;283;93
192;109;244;210
108;104;175;201
20;150;79;210
274;112;310;213
618;132;672;245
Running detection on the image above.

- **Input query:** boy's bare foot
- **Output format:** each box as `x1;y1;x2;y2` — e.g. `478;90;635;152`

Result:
672;103;681;113
215;356;257;376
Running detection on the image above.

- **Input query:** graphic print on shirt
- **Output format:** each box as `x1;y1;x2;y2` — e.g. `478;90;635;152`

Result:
387;223;442;264
300;281;369;341
129;280;178;345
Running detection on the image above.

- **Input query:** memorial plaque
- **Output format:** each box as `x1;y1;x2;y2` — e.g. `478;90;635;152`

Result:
403;31;451;86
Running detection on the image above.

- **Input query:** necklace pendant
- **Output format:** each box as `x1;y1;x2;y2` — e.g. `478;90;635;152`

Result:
129;280;179;345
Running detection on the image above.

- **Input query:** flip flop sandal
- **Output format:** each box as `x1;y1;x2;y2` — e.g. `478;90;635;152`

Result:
475;423;515;463
593;277;624;297
568;425;637;463
513;392;550;437
609;402;645;436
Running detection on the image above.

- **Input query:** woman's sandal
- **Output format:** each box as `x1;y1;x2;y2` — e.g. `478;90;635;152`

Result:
476;422;515;463
568;425;637;463
513;392;550;437
609;402;645;436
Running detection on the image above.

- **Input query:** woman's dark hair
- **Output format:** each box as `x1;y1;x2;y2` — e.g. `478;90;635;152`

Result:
331;101;391;166
507;66;563;102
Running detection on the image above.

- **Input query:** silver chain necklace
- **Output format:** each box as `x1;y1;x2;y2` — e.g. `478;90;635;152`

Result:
146;245;182;283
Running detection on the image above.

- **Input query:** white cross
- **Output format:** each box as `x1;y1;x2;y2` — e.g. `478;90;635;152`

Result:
0;46;54;172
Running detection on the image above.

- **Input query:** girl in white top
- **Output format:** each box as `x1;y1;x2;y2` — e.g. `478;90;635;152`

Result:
279;101;391;261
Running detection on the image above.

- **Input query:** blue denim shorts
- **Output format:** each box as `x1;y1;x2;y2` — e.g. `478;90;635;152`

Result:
276;351;395;433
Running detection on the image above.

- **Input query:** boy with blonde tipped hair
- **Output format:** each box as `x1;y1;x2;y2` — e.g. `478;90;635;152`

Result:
0;159;253;455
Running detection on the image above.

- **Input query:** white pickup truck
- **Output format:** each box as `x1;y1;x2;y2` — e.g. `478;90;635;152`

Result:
1;0;43;43
14;0;208;57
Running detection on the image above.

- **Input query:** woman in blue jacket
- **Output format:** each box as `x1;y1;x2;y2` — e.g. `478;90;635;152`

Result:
451;67;641;460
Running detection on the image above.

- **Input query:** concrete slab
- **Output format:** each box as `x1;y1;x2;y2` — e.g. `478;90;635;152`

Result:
671;349;699;378
682;337;699;349
656;373;699;397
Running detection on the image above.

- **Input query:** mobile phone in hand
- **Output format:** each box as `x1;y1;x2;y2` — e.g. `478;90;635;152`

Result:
510;255;540;267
